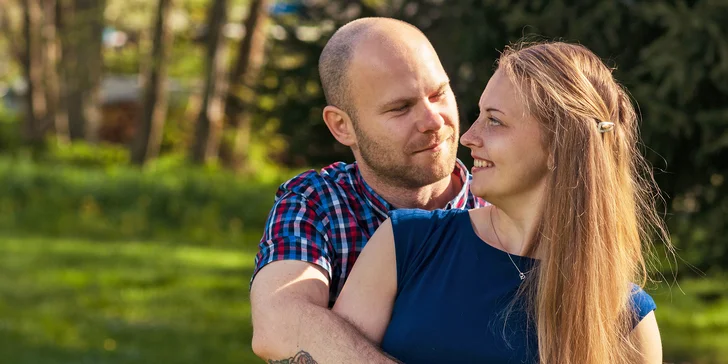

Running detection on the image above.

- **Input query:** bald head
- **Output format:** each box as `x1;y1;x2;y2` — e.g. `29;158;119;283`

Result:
318;17;432;118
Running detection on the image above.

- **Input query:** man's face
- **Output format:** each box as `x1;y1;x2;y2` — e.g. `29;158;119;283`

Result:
346;37;460;189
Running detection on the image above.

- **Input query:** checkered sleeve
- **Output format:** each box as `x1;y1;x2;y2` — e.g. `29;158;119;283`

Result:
250;191;333;287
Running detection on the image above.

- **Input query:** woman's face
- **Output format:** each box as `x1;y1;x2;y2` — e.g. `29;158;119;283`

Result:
460;69;550;203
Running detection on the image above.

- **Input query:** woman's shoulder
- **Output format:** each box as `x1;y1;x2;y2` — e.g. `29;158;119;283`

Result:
387;208;471;263
629;284;657;324
387;209;471;293
387;208;477;253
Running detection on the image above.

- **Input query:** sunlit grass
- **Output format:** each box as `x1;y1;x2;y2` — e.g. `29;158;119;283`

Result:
0;233;260;364
651;277;728;364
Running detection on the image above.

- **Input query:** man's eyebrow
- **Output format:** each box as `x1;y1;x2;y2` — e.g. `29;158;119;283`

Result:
380;96;418;112
433;80;450;93
380;81;451;112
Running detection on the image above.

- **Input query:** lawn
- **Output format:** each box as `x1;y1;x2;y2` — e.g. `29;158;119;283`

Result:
0;233;725;364
0;233;259;364
652;275;728;364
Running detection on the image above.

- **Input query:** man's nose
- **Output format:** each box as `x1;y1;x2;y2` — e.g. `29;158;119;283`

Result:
416;101;446;133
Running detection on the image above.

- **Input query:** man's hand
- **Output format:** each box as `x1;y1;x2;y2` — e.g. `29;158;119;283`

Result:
250;260;398;364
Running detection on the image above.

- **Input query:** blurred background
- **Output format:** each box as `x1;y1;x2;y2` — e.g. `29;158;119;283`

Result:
0;0;725;363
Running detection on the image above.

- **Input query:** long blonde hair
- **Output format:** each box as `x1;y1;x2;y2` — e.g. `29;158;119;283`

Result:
497;42;671;364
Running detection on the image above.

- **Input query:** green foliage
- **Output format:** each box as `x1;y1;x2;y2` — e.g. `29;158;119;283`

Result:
4;0;726;271
102;0;254;78
46;142;131;168
0;104;21;152
260;0;728;272
103;46;141;74
0;158;288;245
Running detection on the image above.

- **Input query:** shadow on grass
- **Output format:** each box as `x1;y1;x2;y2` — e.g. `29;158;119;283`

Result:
0;318;256;364
0;317;257;364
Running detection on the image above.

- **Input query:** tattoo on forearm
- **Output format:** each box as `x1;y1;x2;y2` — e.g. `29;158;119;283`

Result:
268;350;318;364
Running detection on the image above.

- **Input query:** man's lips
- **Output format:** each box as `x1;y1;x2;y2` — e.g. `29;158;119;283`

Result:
414;135;450;153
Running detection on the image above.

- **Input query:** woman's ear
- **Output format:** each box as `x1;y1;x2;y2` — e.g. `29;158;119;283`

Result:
323;105;357;147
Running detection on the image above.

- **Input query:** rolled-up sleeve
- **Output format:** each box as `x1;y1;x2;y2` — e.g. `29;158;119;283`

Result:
250;191;333;287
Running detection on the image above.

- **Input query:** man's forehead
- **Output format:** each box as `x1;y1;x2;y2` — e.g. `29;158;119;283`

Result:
350;42;445;91
355;34;437;65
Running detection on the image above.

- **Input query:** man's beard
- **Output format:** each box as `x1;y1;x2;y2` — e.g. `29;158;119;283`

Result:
353;122;458;189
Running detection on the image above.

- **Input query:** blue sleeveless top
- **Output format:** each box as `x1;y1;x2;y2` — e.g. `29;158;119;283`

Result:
380;209;656;364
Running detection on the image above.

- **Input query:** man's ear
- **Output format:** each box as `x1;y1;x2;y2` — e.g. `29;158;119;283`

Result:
322;105;357;147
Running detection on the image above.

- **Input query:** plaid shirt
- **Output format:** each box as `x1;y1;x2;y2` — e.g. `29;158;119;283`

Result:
252;160;486;306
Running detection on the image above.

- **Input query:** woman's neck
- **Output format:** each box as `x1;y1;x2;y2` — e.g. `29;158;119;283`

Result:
489;184;547;257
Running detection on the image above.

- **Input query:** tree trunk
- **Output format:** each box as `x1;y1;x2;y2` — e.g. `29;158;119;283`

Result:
190;0;230;165
130;0;174;165
21;0;47;144
80;0;104;143
43;0;69;145
222;0;271;170
0;0;22;63
59;0;81;140
59;0;104;142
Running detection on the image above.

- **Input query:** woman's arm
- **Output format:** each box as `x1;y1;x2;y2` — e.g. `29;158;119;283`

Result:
631;311;662;363
332;219;398;345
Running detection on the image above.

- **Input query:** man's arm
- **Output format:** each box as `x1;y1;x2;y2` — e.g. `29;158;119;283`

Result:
250;260;399;364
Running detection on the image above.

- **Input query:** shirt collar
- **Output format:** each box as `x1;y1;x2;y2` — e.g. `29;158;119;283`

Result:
445;159;473;210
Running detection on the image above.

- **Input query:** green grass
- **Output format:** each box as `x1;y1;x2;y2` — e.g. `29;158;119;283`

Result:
0;233;725;364
651;277;728;364
0;233;261;364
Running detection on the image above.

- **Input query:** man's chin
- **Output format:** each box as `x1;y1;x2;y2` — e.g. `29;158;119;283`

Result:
364;154;456;188
426;152;457;174
411;162;456;186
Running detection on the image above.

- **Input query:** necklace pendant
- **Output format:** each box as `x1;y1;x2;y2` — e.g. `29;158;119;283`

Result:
519;272;526;280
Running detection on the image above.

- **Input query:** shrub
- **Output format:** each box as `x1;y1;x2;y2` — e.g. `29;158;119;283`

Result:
0;158;287;246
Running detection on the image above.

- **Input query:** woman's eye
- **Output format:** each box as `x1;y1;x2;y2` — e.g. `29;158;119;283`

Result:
487;117;502;126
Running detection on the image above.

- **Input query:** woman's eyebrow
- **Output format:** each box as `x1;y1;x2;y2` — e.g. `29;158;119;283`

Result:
485;107;506;115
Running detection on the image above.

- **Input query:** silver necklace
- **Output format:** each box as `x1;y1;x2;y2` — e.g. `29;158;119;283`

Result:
490;208;526;281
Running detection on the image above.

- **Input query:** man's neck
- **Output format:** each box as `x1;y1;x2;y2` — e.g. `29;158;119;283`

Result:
358;165;461;210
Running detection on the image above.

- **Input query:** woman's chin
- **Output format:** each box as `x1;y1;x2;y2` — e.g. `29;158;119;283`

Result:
472;186;498;202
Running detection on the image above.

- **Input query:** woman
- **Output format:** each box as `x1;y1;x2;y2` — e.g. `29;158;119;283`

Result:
332;41;669;364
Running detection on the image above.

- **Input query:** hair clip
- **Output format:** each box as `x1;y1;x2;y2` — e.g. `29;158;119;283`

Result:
597;121;615;134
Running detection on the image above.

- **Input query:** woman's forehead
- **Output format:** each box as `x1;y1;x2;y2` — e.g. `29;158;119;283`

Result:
480;71;517;109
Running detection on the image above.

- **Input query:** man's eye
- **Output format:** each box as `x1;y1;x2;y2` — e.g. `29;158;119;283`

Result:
390;105;409;113
431;91;446;101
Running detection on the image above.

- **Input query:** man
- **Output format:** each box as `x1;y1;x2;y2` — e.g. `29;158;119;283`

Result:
250;17;486;363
